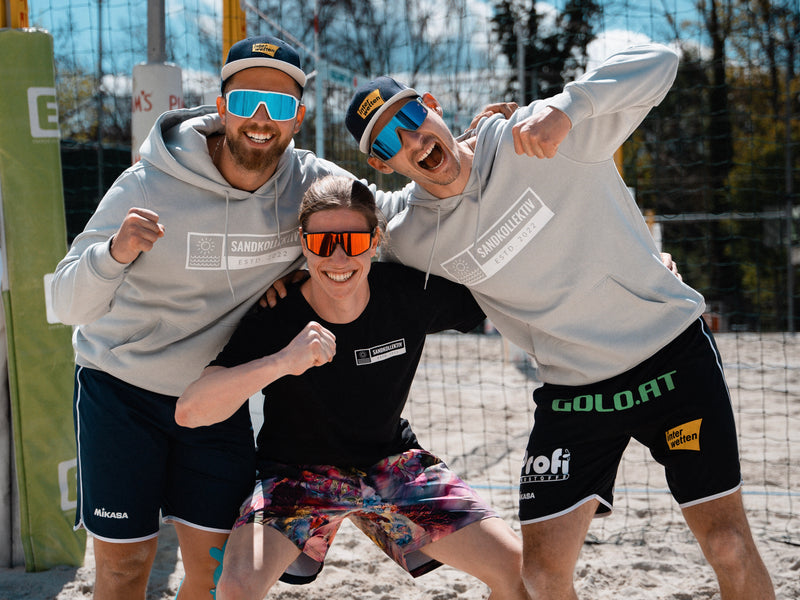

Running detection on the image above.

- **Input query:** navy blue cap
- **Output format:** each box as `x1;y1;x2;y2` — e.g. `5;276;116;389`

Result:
345;76;419;154
221;35;306;90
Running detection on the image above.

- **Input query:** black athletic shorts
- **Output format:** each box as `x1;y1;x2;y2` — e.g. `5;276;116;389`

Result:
518;318;741;524
73;366;255;541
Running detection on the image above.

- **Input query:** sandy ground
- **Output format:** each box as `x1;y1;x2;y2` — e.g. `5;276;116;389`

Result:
1;331;798;599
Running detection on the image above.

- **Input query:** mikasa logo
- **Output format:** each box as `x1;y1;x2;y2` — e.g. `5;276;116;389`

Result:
95;507;129;519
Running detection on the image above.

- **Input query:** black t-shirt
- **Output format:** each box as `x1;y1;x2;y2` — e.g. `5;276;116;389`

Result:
211;263;485;469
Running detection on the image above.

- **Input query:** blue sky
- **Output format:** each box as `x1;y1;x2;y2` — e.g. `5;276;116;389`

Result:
29;0;704;71
27;0;706;111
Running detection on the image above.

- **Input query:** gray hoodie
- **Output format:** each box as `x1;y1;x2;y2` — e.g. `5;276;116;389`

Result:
384;44;705;386
51;105;406;396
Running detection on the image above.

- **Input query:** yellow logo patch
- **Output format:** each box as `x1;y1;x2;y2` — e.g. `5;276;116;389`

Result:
357;89;384;119
252;43;279;57
665;418;702;451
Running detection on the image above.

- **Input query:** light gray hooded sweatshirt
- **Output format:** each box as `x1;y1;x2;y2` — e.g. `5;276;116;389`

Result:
384;44;705;386
51;105;406;396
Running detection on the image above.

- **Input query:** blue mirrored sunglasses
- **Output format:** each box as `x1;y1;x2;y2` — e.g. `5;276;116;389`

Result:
369;97;428;161
225;89;300;121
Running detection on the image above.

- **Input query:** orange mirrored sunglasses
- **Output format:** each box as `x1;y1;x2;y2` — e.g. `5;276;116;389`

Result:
302;230;375;257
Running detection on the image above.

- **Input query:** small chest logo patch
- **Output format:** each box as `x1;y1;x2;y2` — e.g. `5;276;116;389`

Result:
355;339;406;365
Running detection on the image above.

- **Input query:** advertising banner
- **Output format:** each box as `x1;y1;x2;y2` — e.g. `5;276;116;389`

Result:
0;28;85;571
131;62;183;163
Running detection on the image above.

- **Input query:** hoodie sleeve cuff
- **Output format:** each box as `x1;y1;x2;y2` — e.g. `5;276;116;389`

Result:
90;238;130;280
545;88;593;129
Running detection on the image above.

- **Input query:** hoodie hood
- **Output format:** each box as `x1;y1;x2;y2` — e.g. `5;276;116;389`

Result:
52;105;359;396
138;105;297;202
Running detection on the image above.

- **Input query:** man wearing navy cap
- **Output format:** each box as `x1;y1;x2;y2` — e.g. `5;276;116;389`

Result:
344;48;774;600
51;35;407;599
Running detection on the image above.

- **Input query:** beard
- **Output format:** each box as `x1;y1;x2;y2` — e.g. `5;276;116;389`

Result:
226;126;290;173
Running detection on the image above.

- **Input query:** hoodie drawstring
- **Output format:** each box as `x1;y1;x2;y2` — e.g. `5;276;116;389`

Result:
473;164;482;250
423;164;483;289
223;180;280;303
274;179;281;239
223;191;235;301
423;205;441;290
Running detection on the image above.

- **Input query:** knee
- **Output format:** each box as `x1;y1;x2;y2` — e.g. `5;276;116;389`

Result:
701;524;754;570
521;552;573;598
521;560;543;597
96;545;154;587
481;547;526;597
214;576;246;600
215;570;267;600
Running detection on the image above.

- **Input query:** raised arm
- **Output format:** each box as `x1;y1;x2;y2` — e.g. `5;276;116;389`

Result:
50;174;159;325
175;320;336;428
512;43;679;161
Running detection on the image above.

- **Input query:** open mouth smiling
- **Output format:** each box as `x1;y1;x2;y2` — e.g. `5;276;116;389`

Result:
418;142;444;170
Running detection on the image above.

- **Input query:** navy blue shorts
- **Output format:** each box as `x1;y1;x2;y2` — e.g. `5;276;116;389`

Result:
519;318;742;523
73;366;256;542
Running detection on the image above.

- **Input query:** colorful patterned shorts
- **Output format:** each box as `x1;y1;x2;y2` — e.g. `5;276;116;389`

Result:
234;448;498;584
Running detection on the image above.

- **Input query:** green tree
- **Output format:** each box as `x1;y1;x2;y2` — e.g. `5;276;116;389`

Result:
627;0;799;330
491;0;601;102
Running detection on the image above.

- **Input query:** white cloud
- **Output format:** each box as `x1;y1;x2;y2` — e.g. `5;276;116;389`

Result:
587;29;694;69
586;29;656;69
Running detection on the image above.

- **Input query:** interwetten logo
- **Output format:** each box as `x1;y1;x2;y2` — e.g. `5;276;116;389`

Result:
357;89;384;119
666;418;702;451
252;42;279;56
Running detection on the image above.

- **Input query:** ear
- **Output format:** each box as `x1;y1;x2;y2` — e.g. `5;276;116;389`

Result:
298;226;311;257
421;92;443;117
216;95;227;123
369;229;381;258
367;156;394;174
294;104;306;133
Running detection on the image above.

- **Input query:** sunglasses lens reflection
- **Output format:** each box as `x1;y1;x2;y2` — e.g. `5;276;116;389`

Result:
304;232;373;257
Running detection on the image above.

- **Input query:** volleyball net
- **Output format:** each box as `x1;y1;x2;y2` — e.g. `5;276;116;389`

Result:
26;0;800;550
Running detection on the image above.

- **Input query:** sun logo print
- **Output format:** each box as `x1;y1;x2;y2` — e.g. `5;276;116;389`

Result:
187;233;224;269
442;252;485;285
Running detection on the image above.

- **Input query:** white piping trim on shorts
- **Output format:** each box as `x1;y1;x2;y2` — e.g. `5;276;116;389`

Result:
73;368;159;544
519;494;612;526
699;318;733;404
74;366;86;533
678;480;742;510
162;515;231;534
83;527;159;544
